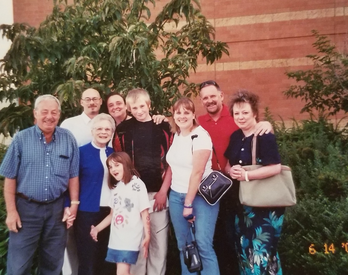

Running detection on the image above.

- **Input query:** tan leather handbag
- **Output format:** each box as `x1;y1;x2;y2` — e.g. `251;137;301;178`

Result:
239;136;296;207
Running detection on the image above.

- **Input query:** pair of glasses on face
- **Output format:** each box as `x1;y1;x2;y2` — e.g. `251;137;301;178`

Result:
94;127;112;133
82;97;101;103
199;80;220;90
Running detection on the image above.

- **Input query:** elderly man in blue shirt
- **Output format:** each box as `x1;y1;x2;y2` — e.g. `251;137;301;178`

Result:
0;94;80;275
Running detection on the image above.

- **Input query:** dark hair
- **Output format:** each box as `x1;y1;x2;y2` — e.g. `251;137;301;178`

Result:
106;152;140;189
171;97;198;134
229;90;260;122
105;91;126;106
199;80;221;91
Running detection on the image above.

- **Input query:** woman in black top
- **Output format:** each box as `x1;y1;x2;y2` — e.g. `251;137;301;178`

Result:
224;90;285;275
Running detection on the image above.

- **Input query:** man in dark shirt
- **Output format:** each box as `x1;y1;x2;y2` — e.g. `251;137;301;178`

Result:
116;88;172;275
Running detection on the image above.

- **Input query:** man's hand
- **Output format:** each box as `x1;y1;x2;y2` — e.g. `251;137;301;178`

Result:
6;210;22;232
254;121;273;136
62;207;76;229
152;115;167;125
153;191;167;212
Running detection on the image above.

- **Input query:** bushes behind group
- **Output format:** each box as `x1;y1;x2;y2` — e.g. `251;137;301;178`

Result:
0;116;347;274
0;144;8;275
274;116;348;275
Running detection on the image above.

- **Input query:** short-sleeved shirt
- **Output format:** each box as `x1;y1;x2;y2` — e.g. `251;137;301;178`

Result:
198;105;238;171
108;176;150;251
224;130;281;201
224;130;281;167
166;126;213;193
0;125;79;202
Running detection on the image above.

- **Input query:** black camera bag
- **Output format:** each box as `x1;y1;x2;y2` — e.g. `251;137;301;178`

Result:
182;222;203;273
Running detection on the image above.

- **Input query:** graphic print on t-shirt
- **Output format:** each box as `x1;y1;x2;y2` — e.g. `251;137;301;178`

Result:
112;195;135;229
132;181;141;192
124;198;134;212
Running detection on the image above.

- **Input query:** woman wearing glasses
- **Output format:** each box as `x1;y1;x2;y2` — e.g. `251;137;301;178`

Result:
74;113;115;275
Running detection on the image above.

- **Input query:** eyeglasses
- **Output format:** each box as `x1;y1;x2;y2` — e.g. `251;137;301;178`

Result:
199;80;220;90
82;97;101;103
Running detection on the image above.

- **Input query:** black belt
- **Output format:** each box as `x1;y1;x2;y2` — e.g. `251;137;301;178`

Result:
16;193;61;205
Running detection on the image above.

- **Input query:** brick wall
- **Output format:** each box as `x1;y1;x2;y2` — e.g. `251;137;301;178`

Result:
12;0;348;122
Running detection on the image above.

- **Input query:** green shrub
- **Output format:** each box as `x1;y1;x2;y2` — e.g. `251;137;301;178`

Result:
271;116;348;274
0;144;8;275
280;198;348;275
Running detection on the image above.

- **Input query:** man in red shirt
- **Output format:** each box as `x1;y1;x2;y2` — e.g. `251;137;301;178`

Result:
197;80;272;274
198;80;271;171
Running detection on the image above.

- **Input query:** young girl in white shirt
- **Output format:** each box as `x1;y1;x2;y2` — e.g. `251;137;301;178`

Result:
90;152;150;275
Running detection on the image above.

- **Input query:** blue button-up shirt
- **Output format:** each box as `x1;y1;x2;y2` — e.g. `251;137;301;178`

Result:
0;125;79;202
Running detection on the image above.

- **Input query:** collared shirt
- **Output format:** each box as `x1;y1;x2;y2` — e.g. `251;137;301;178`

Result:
60;112;93;146
198;104;239;171
0;125;79;202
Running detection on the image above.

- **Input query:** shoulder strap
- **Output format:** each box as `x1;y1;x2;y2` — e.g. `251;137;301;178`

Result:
191;134;221;170
191;134;198;154
212;147;222;171
251;135;257;165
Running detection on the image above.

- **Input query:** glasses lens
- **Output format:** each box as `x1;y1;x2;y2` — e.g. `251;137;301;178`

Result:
92;97;100;102
95;127;112;133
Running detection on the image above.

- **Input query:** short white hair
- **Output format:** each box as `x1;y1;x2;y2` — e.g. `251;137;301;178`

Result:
91;113;116;132
34;95;61;111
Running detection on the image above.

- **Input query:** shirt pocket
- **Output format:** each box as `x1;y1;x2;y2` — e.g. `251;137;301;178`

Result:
53;154;71;178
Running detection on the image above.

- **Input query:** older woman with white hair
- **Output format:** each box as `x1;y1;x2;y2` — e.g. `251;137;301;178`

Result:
74;113;116;275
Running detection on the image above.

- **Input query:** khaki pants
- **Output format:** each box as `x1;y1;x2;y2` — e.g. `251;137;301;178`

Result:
130;192;169;275
62;227;79;275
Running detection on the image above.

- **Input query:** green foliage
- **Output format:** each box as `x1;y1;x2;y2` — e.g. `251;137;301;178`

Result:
284;30;348;116
0;144;8;275
0;0;229;137
266;111;348;274
279;198;348;275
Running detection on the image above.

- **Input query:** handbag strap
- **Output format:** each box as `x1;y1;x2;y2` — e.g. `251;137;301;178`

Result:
190;221;197;241
251;135;257;165
185;221;197;243
212;147;222;171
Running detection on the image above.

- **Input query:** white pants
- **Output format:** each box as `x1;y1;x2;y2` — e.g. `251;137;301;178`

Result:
62;227;79;275
130;192;169;275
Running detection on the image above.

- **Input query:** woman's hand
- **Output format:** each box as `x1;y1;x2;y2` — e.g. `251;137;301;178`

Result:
228;165;246;180
183;207;195;223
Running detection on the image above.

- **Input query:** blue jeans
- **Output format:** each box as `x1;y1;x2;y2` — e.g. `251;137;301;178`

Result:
7;196;67;275
169;190;220;275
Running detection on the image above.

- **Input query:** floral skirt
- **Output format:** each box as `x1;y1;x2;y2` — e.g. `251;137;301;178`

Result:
234;205;285;275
